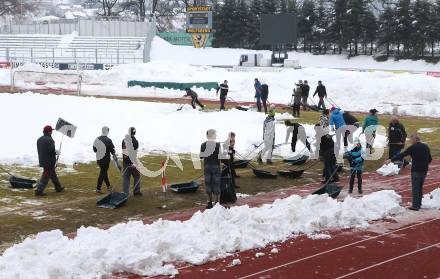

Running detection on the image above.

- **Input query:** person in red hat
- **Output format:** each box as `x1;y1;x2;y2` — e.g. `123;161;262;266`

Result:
35;125;64;196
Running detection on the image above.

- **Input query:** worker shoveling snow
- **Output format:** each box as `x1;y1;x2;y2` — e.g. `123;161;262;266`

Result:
4;189;438;278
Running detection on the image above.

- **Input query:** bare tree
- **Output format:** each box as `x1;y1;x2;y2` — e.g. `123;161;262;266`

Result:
99;0;119;17
0;0;35;16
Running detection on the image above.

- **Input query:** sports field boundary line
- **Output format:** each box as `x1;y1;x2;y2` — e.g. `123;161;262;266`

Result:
335;242;440;279
237;218;440;279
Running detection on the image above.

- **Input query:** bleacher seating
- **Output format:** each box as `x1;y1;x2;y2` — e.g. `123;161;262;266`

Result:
0;34;145;64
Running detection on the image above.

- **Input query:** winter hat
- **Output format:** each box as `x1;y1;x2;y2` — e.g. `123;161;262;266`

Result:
43;125;53;134
330;106;337;111
206;129;217;140
370;108;378;114
129;127;136;136
268;109;276;117
102;126;109;136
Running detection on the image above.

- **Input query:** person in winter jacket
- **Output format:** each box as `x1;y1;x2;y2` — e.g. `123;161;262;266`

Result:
313;109;330;159
343;111;360;148
216;80;229;111
346;138;364;194
258;108;276;164
261;84;269;114
285;120;310;153
184;88;204;109
35;125;64;196
122;127;142;196
313;81;327;110
363;109;379;153
200;129;222;209
254;78;263;112
386;134;432;211
292;83;302;117
222;132;239;188
93;126;116;194
301;80;310;110
388;116;407;165
320;134;338;183
329;106;346;162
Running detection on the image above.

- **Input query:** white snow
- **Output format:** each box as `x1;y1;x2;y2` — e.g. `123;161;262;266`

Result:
377;163;400;176
418;128;438;134
150;37;440;72
0;190;404;278
270;248;279;254
1;92;388;166
229;259;241;266
255;252;265;258
422;188;440;209
1;36;440;117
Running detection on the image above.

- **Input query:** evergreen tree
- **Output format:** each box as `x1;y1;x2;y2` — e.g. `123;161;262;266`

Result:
361;10;377;55
314;0;330;53
298;0;316;52
395;0;413;56
412;0;433;56
247;0;263;48
377;6;396;57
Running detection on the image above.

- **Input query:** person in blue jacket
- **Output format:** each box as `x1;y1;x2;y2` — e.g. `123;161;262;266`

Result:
346;138;364;194
254;78;263;112
329;106;346;162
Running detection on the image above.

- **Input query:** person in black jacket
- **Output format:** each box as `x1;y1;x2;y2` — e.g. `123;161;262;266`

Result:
343;111;360;148
184;88;204;109
93;126;116;194
388;116;407;165
320;134;339;183
122;127;141;196
301;80;310;111
313;81;327;110
386;134;432;211
217;80;229;111
261;84;269;114
35;125;64;196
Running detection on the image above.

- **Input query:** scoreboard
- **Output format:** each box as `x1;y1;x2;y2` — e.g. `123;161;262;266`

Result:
186;6;213;34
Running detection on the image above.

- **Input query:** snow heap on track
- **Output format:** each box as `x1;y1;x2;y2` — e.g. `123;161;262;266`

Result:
0;190;406;278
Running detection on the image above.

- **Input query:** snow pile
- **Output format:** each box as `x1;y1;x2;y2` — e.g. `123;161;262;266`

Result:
229;259;241;266
422;188;440;209
418;128;438;134
0;190;403;278
150;37;440;72
377;163;400;176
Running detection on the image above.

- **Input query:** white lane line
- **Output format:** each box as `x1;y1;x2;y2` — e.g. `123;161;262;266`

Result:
237;218;440;279
335;242;440;279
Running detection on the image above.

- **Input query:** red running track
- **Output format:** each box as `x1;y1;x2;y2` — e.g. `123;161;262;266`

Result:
119;162;440;279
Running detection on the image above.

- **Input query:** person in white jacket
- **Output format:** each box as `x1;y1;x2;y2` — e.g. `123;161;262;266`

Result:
284;120;310;153
258;108;276;164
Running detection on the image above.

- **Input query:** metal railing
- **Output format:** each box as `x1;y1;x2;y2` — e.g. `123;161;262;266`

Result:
0;47;144;64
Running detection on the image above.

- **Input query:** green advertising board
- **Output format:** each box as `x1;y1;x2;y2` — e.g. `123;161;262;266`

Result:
157;32;212;47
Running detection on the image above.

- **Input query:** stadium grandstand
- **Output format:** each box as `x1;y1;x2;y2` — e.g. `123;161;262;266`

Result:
0;18;156;68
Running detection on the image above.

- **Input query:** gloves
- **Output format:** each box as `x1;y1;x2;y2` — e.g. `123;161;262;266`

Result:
55;149;61;156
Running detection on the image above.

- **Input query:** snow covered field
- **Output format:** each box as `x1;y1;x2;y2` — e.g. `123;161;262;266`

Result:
1;37;440;117
0;92;388;166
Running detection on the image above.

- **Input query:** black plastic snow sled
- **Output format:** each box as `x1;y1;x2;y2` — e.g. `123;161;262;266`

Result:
252;168;278;179
170;181;200;193
312;183;342;199
233;159;250;169
277;169;304;179
283;155;309;165
96;192;128;209
9;176;36;189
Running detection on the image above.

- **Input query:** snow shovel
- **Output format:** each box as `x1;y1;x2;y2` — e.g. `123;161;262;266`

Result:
228;97;250;111
0;166;36;189
312;166;342;199
96;162;129;209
